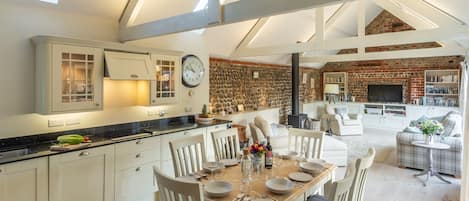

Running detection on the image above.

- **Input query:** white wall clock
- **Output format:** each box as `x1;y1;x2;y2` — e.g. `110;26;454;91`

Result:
182;55;205;88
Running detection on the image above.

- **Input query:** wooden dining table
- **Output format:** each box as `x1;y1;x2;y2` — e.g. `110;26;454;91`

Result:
200;159;337;201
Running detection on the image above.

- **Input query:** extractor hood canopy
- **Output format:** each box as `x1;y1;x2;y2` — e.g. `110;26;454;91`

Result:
104;51;155;80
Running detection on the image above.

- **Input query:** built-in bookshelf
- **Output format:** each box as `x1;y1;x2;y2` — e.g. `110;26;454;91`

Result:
424;70;459;107
323;72;347;102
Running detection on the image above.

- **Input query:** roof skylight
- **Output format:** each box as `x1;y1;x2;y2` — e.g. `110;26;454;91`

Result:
40;0;59;4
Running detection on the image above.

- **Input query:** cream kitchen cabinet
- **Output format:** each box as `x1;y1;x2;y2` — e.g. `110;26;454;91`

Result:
115;136;161;201
33;39;104;114
0;158;48;201
138;54;181;106
49;146;115;201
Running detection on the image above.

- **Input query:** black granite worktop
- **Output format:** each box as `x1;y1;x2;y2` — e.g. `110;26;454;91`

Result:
0;116;231;165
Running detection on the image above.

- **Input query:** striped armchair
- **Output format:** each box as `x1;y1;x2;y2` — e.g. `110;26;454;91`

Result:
396;111;463;177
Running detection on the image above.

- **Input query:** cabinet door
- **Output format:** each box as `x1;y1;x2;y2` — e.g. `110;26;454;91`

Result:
150;54;181;105
49;146;114;201
116;161;159;201
0;158;48;201
52;44;103;112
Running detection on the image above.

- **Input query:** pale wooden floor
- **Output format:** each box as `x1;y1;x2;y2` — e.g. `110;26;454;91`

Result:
333;128;461;201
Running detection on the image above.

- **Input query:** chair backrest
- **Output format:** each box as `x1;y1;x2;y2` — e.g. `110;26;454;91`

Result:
249;122;265;143
326;162;357;201
348;148;376;201
288;128;325;159
153;166;204;201
169;134;207;177
211;128;240;161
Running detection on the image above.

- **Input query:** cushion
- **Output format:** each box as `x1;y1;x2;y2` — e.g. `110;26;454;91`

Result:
403;126;422;134
334;107;348;115
343;119;361;126
441;111;462;137
249;122;266;143
254;116;273;137
409;115;429;127
340;113;350;120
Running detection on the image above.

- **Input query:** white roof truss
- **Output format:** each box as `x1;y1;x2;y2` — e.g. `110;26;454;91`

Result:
229;0;468;62
300;47;466;63
119;0;145;28
119;0;345;42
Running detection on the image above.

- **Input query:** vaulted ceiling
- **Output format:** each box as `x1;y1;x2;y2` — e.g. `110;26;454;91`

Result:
5;0;469;67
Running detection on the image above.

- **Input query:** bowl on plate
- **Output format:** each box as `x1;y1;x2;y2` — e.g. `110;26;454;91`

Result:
265;178;294;195
276;151;298;160
204;181;232;198
219;159;239;167
203;161;225;173
299;161;325;175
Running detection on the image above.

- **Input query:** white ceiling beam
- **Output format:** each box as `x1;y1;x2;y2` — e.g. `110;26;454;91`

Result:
235;18;270;50
300;47;466;63
306;2;351;42
395;0;463;28
119;0;145;28
374;0;462;49
373;0;435;29
232;27;469;57
316;7;325;46
357;0;366;55
119;0;345;42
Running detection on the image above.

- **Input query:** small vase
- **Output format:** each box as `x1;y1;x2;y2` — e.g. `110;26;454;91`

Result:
424;135;434;144
252;155;264;174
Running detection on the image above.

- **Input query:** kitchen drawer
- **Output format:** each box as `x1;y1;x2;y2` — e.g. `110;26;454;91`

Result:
180;128;205;136
115;136;160;156
206;124;228;134
115;148;160;170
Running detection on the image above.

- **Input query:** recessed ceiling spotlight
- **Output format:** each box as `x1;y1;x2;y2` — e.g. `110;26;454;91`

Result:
40;0;59;4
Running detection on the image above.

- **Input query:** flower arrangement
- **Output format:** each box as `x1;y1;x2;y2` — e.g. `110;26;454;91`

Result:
249;142;266;158
418;120;444;136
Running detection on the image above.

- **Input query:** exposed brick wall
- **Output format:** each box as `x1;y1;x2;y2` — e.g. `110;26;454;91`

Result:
209;58;319;123
321;11;464;103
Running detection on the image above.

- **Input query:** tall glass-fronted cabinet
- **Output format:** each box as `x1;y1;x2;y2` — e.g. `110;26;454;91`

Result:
147;54;180;105
34;40;104;114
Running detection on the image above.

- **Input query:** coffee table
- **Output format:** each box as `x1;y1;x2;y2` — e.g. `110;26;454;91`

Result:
411;141;451;186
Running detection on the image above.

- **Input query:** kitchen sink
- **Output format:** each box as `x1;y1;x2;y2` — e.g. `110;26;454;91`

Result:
0;148;30;159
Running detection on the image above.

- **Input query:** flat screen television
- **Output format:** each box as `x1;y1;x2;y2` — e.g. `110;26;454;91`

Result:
368;85;403;103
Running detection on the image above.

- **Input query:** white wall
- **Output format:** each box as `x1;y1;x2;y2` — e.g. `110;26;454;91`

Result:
0;2;211;139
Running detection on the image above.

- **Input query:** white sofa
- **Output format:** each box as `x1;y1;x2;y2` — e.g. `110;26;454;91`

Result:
250;116;348;167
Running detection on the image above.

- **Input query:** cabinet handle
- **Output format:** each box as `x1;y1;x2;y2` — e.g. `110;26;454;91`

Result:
136;153;142;158
184;132;189;135
79;151;89;157
0;169;2;173
136;167;141;172
130;74;139;78
95;103;100;107
136;140;143;145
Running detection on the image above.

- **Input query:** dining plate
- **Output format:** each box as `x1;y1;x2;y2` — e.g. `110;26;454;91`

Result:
204;181;232;198
265;178;294;195
307;159;327;165
299;161;325;175
220;159;239;167
288;172;313;182
276;151;298;160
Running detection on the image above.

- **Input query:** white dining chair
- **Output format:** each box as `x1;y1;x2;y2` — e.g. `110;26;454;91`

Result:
211;128;240;161
153;166;204;201
288;128;325;160
309;162;357;201
169;134;207;177
348;148;376;201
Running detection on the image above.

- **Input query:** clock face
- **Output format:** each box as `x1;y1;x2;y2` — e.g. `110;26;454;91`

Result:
182;55;205;87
